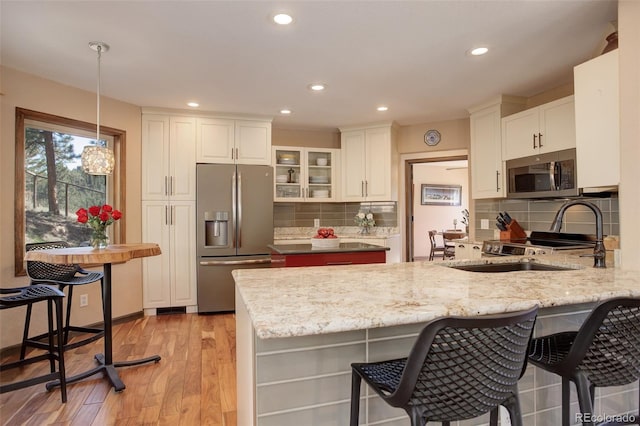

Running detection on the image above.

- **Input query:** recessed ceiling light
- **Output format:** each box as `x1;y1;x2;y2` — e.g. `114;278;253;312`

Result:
470;47;489;56
377;106;389;112
273;13;293;25
308;83;326;92
187;102;199;107
280;108;292;115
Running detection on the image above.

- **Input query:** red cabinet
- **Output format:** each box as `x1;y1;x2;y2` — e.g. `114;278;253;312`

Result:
271;250;386;267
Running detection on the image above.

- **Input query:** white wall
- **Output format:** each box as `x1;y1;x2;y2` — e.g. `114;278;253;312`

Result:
412;162;469;258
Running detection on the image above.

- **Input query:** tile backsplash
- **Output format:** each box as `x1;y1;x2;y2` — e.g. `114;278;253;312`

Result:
274;201;397;228
474;196;619;241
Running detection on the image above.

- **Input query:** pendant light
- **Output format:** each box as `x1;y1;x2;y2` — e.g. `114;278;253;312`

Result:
81;41;115;175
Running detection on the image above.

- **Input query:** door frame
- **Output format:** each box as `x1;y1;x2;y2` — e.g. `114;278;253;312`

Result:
399;150;468;262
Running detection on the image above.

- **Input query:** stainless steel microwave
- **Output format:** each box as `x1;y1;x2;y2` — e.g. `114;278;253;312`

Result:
506;148;580;198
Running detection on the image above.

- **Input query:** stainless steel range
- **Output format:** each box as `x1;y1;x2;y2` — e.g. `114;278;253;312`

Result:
481;231;597;257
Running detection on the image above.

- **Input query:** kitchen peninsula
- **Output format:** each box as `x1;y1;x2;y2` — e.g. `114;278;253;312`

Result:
234;256;640;426
268;242;389;267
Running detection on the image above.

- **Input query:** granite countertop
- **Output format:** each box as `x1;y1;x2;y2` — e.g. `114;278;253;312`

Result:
268;242;390;255
274;226;400;241
233;253;640;339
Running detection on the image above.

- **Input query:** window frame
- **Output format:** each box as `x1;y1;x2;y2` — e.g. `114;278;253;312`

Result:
14;107;127;276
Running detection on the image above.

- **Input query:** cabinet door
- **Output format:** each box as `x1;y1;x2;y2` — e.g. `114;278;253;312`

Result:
364;127;392;200
273;147;305;201
169;117;196;200
502;108;539;160
470;105;505;198
539;96;575;154
170;201;197;307
196;118;235;164
236;120;272;165
306;148;338;201
341;130;366;201
142;115;170;201
575;51;619;188
142;201;171;309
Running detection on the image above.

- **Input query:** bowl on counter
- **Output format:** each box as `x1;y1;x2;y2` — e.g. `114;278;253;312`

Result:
311;237;341;249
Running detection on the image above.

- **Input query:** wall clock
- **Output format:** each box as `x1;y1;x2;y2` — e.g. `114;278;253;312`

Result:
424;129;441;146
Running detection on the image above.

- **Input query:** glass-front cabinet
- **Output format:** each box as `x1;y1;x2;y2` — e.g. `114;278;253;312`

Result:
272;146;339;202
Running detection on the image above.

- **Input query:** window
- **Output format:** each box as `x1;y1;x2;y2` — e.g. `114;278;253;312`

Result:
15;108;126;276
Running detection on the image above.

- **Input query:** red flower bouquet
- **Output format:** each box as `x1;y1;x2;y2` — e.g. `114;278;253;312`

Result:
76;204;122;248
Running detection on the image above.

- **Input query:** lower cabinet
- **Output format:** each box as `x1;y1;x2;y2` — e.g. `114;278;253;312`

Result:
454;242;483;260
271;250;386;267
142;200;197;314
273;235;402;263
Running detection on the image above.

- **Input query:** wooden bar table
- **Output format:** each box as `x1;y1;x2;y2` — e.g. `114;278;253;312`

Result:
24;243;161;392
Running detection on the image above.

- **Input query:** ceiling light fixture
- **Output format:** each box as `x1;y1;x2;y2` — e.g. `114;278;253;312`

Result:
187;102;199;107
308;83;326;92
377;106;389;112
81;41;115;175
273;13;293;25
470;46;489;56
280;108;292;115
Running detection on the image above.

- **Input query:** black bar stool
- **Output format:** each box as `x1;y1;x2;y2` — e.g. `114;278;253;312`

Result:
21;241;104;358
0;285;67;402
528;297;640;426
350;306;538;426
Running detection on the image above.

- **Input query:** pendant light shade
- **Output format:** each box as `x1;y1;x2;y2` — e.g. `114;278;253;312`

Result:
81;41;114;175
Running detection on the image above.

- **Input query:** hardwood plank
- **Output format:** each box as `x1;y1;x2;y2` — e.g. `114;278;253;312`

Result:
1;313;238;426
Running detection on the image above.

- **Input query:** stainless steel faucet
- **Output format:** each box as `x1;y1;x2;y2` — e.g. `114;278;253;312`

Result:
550;200;606;268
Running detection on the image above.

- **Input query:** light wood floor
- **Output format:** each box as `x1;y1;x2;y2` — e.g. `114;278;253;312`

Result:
0;313;237;425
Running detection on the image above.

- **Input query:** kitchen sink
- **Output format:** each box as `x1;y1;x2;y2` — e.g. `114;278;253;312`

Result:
448;261;577;273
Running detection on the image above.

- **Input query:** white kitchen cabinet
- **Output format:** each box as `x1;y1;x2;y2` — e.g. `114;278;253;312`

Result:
196;117;271;165
574;50;619;189
142;200;197;313
142;111;197;313
142;114;196;201
454;241;483;260
502;95;575;160
340;124;398;201
273;147;339;202
468;96;526;199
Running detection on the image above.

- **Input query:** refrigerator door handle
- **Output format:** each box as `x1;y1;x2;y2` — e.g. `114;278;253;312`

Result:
237;172;242;248
199;258;272;266
231;172;237;248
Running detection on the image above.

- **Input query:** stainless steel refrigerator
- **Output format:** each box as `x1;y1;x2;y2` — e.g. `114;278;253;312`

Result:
196;164;273;313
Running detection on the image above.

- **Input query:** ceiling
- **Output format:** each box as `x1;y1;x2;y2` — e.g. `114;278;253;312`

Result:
1;1;617;131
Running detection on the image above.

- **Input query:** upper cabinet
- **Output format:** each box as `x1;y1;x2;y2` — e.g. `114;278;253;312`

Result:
142;114;196;201
574;50;619;189
196;118;272;165
502;95;576;160
468;96;526;199
340;124;398;201
273;147;340;202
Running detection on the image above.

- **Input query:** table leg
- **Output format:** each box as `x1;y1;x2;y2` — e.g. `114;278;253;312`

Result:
47;262;161;393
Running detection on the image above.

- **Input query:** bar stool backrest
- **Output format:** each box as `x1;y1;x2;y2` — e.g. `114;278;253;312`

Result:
564;297;640;387
387;306;538;421
26;241;78;282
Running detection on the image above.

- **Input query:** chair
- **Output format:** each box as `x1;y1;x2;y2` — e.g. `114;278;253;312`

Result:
21;241;104;359
0;285;67;402
350;306;538;426
528;297;640;426
428;231;454;261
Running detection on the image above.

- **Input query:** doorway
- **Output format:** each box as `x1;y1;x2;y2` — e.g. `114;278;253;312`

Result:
404;155;468;261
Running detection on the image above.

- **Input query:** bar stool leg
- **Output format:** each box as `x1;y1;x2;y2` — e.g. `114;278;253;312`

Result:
20;303;33;360
562;378;571;426
52;296;67;403
63;285;73;344
350;371;361;426
574;374;595;426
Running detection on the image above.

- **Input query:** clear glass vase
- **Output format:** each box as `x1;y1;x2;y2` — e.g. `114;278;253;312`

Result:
90;229;109;249
359;226;370;235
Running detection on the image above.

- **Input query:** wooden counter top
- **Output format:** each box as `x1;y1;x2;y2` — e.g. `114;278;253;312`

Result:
24;243;161;264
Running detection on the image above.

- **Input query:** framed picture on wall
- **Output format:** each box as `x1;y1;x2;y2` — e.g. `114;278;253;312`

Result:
421;184;462;206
